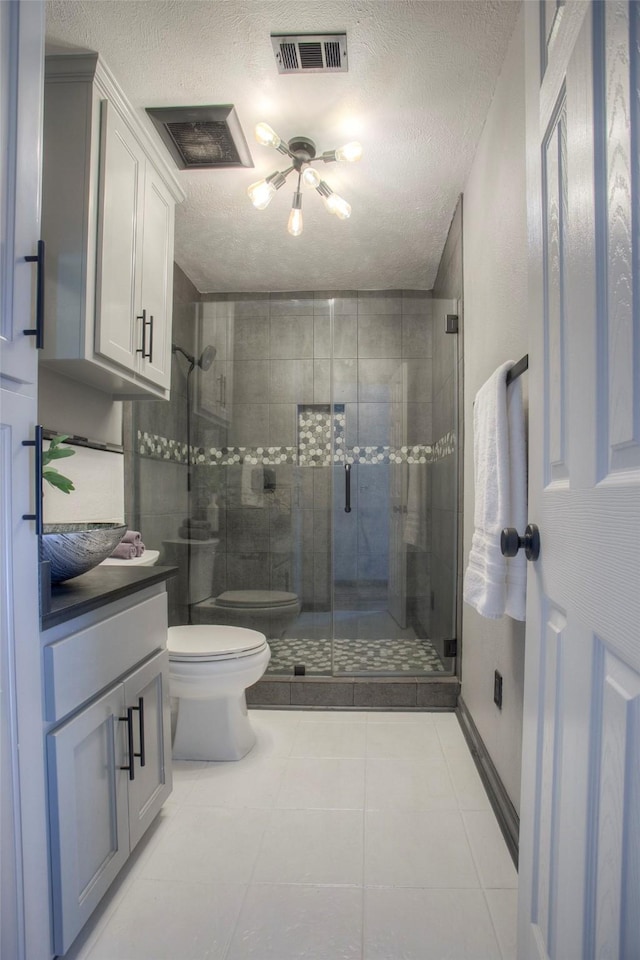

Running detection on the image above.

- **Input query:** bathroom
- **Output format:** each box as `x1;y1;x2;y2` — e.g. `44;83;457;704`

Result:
4;0;638;957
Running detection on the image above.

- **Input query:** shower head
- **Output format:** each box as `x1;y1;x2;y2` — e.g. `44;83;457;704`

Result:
172;343;217;371
198;344;216;371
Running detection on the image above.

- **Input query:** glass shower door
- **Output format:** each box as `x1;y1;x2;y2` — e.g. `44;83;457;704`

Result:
330;294;456;676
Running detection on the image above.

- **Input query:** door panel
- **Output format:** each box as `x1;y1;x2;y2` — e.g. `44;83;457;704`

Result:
94;100;144;372
47;684;129;957
124;651;172;850
520;3;640;958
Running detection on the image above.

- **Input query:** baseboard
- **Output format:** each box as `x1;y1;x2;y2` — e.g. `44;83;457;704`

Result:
456;696;519;868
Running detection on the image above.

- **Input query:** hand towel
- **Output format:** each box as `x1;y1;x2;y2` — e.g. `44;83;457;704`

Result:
110;541;136;560
121;530;142;545
134;541;146;558
463;361;527;620
403;463;428;548
241;460;264;508
503;377;527;618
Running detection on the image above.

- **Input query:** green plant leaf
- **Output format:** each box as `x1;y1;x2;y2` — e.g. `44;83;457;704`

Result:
43;467;75;494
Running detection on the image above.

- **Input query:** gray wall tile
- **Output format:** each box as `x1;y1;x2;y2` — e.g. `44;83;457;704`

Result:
270;359;314;402
233;361;270;404
270;315;314;358
358;315;402;358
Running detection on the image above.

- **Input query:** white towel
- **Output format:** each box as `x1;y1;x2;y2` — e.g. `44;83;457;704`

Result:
463;361;527;620
403;463;428;548
241;459;264;508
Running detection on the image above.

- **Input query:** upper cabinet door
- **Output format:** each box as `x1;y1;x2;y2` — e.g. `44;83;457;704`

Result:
138;164;174;389
0;0;44;387
94;100;145;374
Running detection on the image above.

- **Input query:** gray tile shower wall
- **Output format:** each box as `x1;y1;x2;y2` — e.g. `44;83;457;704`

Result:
196;289;434;613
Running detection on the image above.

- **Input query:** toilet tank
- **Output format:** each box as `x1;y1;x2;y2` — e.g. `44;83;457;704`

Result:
161;538;219;605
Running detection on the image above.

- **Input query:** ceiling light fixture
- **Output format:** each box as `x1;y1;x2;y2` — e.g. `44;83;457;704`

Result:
247;123;362;237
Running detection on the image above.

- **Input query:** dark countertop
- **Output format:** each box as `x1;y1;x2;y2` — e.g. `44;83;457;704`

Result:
41;565;177;631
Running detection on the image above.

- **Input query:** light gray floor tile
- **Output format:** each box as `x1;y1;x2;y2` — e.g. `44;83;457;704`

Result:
463;810;518;888
485;888;519;960
225;883;363;960
276;757;366;809
364;887;502;960
87;879;246;960
365;809;479;887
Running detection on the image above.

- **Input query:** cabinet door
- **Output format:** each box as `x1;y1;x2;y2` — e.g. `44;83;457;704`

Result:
47;683;130;957
0;0;43;385
123;650;173;850
94;99;145;374
138;164;174;389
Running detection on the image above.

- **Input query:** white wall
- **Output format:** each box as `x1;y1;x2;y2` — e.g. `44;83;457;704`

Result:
38;366;125;524
461;7;527;812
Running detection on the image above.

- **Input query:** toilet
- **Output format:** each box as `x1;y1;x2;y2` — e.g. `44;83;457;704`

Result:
162;537;301;639
168;625;270;761
192;589;301;638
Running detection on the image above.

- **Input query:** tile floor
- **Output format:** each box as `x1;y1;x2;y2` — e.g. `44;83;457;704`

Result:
64;710;517;960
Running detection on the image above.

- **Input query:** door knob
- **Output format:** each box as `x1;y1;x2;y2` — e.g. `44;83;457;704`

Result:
500;524;540;561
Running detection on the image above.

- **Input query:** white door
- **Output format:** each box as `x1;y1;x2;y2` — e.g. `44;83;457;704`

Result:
94;99;145;373
47;683;130;957
138;165;174;389
520;3;640;958
123;650;172;850
0;4;51;959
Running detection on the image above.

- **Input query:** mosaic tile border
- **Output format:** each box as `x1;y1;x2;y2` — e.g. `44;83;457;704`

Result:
137;429;455;467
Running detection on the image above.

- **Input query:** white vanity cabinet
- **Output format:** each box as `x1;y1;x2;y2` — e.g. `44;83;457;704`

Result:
40;54;185;399
43;586;173;956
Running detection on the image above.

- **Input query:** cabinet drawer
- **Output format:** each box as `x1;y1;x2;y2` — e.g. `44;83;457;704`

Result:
44;592;167;722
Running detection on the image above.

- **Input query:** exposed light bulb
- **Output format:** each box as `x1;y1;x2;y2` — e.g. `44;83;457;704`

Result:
247;178;277;210
302;167;321;188
255;122;281;149
335;140;363;163
323;192;352;220
288;207;303;237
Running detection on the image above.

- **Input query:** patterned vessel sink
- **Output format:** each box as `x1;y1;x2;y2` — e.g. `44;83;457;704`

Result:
41;523;127;583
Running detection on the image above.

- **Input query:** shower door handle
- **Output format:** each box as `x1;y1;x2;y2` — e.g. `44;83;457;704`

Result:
344;463;351;513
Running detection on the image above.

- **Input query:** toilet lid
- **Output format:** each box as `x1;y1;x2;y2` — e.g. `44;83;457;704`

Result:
215;590;298;609
168;625;268;661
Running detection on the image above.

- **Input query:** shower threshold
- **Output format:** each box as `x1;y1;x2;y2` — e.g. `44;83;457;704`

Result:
247;674;460;711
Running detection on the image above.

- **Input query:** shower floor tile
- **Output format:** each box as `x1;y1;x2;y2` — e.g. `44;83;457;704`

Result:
266;636;445;675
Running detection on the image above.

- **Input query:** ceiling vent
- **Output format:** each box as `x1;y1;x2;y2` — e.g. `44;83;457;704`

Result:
145;105;253;169
271;34;348;74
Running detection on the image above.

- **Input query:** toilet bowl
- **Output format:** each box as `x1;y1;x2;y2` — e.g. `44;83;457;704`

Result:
192;589;301;639
161;539;301;640
168;625;270;762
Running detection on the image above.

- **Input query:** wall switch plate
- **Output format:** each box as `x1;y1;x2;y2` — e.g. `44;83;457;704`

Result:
494;670;503;709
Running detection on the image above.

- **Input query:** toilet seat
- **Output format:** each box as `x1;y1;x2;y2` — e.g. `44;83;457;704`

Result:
168;625;268;662
215;590;299;609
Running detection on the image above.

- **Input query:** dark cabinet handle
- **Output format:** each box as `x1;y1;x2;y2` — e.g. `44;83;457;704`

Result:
22;424;43;536
344;463;351;513
132;696;145;767
23;239;45;349
136;310;153;361
119;707;135;780
500;524;540;561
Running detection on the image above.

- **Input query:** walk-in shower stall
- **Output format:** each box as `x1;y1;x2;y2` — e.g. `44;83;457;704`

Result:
127;288;459;695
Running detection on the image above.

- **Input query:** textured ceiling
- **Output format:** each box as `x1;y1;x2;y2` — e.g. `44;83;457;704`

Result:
45;0;519;294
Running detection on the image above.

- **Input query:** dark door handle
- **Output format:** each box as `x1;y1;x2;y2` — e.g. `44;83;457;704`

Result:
23;239;45;349
132;696;145;767
22;424;43;536
119;707;135;780
500;524;540;561
344;463;351;513
136;310;153;360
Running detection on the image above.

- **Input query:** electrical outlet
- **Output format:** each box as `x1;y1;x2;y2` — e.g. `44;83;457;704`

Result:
494;670;503;710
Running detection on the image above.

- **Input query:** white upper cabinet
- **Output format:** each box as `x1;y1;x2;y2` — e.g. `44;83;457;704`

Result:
41;54;184;399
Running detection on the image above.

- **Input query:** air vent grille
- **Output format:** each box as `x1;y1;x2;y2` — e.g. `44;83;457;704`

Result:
145;105;253;170
271;34;348;74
